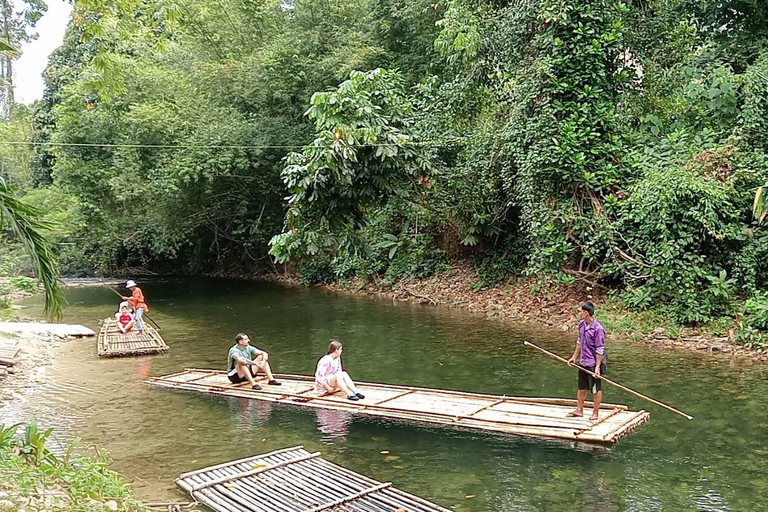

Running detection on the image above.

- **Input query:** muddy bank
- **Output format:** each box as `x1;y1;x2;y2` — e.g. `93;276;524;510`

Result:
264;264;768;364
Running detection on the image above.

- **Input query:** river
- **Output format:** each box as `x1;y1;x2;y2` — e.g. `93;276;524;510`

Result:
3;278;767;511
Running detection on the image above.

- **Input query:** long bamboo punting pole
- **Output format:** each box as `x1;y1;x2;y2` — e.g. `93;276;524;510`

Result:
524;341;694;420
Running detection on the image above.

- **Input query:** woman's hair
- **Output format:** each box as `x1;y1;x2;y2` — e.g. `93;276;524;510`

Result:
327;340;342;355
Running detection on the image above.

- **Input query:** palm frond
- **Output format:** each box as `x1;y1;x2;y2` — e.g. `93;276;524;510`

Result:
0;38;20;57
0;181;66;319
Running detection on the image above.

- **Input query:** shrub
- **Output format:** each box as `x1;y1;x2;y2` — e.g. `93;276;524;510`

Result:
11;276;37;293
299;260;336;286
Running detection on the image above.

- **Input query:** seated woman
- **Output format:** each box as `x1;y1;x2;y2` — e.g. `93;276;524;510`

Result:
314;340;365;401
115;303;135;334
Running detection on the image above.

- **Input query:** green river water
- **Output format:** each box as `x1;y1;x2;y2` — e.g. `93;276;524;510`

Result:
3;278;768;511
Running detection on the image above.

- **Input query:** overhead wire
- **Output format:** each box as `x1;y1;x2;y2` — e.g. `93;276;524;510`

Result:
0;138;466;150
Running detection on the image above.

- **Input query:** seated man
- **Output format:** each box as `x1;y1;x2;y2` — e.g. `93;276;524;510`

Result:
115;303;135;334
227;333;282;390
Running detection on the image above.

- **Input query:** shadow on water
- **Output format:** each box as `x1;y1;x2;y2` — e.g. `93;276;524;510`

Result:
4;278;768;511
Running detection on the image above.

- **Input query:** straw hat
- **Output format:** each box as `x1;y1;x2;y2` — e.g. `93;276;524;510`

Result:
125;280;138;288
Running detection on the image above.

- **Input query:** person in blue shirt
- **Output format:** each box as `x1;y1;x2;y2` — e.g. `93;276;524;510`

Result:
227;333;282;390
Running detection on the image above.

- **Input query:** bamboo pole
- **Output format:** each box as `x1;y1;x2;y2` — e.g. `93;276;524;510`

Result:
195;464;286;512
305;459;444;512
180;446;306;479
524;340;694;420
306;482;392;512
191;452;321;491
204;465;306;511
264;460;367;507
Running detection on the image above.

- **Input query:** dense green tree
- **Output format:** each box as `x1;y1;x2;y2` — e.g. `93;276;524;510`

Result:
24;0;768;336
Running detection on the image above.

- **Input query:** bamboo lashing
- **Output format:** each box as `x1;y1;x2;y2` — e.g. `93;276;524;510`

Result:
524;340;694;420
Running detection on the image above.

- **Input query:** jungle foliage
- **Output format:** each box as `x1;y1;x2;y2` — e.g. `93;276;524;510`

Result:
0;422;144;511
2;0;767;340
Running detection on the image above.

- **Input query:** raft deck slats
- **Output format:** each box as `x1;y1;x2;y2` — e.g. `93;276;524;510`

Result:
97;317;169;357
176;446;451;512
148;369;650;443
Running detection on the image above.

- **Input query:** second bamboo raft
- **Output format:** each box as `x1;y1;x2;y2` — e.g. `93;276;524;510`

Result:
148;369;650;443
176;445;451;512
98;317;168;357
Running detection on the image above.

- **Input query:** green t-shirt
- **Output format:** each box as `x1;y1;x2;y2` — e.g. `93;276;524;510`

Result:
227;344;261;371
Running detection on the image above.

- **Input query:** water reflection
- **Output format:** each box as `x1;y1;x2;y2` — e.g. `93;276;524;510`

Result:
315;408;352;442
227;397;274;427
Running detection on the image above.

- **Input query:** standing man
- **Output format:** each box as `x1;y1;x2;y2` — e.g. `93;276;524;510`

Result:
566;300;606;421
227;333;282;390
122;280;148;333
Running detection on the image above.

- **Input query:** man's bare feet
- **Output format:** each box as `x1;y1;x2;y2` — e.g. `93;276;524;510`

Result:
589;413;599;421
566;411;583;417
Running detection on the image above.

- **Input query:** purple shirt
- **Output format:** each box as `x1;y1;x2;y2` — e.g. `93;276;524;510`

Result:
578;319;605;367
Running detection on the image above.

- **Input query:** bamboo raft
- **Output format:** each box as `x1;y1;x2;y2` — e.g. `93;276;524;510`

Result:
176;445;450;512
148;369;650;443
97;317;168;357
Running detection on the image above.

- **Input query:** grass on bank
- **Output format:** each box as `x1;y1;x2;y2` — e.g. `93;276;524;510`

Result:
0;422;144;512
596;295;768;349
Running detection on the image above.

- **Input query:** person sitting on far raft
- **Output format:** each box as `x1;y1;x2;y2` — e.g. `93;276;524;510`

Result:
115;303;135;334
227;333;281;390
315;340;365;401
122;280;148;333
567;300;606;421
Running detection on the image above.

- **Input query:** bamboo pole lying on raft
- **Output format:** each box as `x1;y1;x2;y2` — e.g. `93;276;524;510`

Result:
524;340;694;420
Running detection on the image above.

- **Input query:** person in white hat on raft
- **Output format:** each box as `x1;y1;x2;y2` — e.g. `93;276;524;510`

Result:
121;280;148;333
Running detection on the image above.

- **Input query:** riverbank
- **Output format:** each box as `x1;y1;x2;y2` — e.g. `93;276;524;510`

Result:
264;264;768;363
0;331;67;402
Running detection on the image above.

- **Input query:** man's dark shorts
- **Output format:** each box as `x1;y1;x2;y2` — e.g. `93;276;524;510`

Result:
227;367;259;384
577;365;603;393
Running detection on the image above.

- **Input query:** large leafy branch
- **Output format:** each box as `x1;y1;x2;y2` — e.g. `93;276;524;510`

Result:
269;69;433;263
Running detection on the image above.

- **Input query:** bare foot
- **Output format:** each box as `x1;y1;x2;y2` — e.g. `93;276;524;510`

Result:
566;411;583;418
589;413;599;421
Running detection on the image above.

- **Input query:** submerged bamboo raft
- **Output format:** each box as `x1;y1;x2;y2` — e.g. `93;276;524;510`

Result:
97;317;168;357
148;369;650;443
176;445;450;512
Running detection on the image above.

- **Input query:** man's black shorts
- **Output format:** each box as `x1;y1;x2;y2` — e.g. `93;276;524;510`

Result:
227;367;259;384
577;365;602;393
